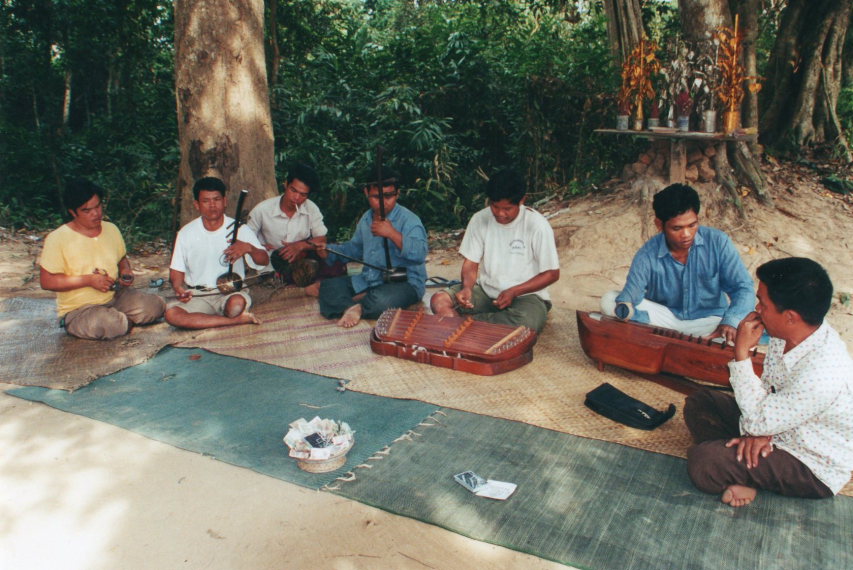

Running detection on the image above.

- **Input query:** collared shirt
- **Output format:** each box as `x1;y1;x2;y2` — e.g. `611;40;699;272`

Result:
460;206;560;301
615;226;754;328
328;204;428;297
247;196;328;249
729;322;853;494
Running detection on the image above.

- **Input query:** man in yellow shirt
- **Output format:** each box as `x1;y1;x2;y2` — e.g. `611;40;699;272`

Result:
40;179;165;340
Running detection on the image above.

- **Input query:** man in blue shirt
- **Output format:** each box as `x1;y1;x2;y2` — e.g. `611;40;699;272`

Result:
600;184;753;343
316;168;428;328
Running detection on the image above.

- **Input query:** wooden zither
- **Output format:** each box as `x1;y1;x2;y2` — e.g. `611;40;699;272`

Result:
370;308;538;375
576;310;765;386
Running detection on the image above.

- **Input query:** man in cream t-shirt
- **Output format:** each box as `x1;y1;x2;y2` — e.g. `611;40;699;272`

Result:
430;169;560;333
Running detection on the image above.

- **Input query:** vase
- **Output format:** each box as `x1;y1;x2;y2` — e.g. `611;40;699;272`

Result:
616;115;629;130
647;117;660;129
723;110;740;134
677;115;690;132
702;110;717;133
632;118;644;131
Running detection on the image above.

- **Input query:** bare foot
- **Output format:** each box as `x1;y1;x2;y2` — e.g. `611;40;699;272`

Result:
237;311;261;325
337;304;362;328
721;485;757;507
304;281;321;297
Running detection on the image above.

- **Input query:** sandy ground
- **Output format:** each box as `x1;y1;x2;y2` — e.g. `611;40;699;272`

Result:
2;164;853;569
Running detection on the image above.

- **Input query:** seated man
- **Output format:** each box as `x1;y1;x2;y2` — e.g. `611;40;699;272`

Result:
165;177;269;329
317;168;427;328
40;179;165;340
601;183;753;343
246;163;344;288
430;169;560;333
684;257;853;507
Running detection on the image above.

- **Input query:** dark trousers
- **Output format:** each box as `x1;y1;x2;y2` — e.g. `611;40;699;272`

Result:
318;276;419;320
684;389;832;498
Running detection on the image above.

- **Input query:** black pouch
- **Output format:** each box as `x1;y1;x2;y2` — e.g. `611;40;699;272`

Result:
584;383;676;430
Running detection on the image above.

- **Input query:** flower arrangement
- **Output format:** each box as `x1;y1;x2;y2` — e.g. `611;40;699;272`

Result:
619;39;660;124
713;15;762;113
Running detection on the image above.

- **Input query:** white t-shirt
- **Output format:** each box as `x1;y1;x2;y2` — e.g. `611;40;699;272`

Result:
170;216;264;288
460;206;560;301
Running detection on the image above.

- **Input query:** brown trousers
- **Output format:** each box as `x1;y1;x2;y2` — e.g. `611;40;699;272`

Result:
63;286;166;340
684;389;833;498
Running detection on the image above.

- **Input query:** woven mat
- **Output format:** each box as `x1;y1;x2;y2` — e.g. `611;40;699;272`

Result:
178;292;853;496
7;346;439;490
0;297;190;391
332;408;853;570
177;293;693;456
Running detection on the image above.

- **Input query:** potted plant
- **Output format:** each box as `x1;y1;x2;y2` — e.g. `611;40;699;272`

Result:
675;90;693;131
714;15;762;133
616;89;632;130
648;97;661;129
619;39;660;131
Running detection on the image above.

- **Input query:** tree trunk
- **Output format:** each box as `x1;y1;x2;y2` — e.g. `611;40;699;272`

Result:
602;0;644;65
174;0;277;227
760;0;852;153
266;0;280;96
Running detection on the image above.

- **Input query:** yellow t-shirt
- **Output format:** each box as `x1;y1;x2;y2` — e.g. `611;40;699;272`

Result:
40;222;127;316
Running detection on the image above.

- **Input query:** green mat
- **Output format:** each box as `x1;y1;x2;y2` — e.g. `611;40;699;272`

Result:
7;346;438;489
332;408;853;570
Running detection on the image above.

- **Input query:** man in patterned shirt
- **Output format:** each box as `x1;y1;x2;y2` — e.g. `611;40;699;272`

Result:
684;257;853;507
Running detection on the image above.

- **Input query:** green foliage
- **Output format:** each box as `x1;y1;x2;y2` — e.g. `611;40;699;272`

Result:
271;0;626;235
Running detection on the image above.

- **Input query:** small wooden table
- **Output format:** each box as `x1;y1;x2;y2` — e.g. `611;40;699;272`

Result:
594;128;757;183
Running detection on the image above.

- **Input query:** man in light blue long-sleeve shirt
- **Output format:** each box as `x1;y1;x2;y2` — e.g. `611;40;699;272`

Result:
316;168;427;328
600;184;754;343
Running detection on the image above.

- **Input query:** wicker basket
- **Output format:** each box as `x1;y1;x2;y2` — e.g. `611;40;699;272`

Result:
294;439;353;473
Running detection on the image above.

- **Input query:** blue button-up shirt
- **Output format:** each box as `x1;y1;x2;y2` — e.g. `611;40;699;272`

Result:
615;226;754;328
328;203;428;297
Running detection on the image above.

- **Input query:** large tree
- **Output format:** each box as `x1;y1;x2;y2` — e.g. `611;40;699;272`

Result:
760;0;852;161
174;0;276;226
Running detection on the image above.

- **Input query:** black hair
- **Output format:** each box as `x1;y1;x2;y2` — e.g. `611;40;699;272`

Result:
485;169;526;204
756;257;833;326
362;166;400;191
653;183;701;223
192;176;227;200
287;163;321;194
64;179;104;214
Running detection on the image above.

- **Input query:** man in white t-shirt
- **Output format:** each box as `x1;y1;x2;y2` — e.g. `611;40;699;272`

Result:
165;177;269;329
246;163;344;288
430;169;560;333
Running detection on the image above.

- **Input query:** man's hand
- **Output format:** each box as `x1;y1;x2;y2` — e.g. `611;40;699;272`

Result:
493;288;518;310
734;311;765;361
454;287;474;309
173;285;193;303
90;268;116;292
277;241;309;263
224;240;254;262
706;323;737;345
370;219;396;239
726;435;773;469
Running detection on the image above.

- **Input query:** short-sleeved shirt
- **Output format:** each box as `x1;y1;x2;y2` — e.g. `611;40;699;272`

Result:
615;226;754;328
247;196;328;248
459;206;560;301
170;216;265;289
40;222;126;316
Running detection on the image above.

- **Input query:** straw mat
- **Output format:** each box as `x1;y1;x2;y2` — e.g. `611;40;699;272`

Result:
177;292;693;456
0;297;191;390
